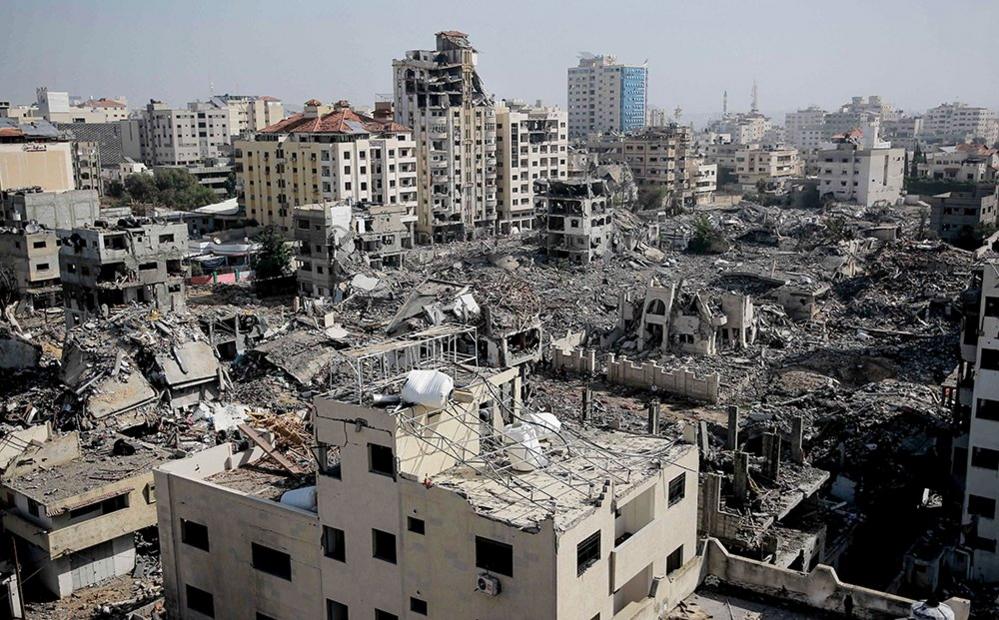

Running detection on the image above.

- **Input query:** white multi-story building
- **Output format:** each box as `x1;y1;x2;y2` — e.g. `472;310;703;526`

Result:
923;103;999;146
494;100;568;235
784;106;828;151
236;100;417;233
918;144;999;184
567;53;647;141
202;94;285;136
706;113;772;146
816;126;904;206
393;31;498;243
140;100;231;167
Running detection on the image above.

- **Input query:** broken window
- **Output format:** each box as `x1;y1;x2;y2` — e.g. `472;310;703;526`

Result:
368;443;395;478
407;516;425;535
969;494;996;519
577;530;600;576
976;399;999;422
323;526;345;561
475;536;513;577
666;545;684;573
70;493;129;521
316;444;341;479
139;261;158;271
326;599;348;620
186;585;215;618
972;446;999;470
372;529;397;564
181;519;210;551
668;473;686;506
986;297;999;318
252;543;292;580
158;234;175;244
410;598;428;616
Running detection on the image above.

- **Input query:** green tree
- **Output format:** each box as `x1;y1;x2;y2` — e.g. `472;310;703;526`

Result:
687;215;729;254
254;226;292;279
117;168;216;210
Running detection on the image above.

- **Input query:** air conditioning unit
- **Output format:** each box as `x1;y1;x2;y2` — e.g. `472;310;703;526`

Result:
476;573;501;596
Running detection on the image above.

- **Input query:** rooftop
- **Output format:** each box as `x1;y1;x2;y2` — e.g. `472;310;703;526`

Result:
260;103;409;136
430;426;693;532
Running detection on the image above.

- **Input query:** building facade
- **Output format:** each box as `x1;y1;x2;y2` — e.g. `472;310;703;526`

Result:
588;125;695;202
0;223;61;306
918;145;999;184
816;129;904;206
155;367;699;620
393;31;498;242
928;185;999;243
237;100;417;234
567;54;647;141
0;118;75;192
923;103;999;145
541;178;614;264
494;100;568;235
734;146;802;190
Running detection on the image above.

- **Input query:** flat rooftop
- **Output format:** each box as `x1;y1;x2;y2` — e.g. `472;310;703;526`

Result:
676;589;819;619
206;463;310;502
431;427;693;532
7;438;174;505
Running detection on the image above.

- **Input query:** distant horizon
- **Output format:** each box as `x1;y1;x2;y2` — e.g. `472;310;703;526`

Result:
3;0;997;122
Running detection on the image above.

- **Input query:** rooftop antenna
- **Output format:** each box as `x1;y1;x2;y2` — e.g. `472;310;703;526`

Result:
674;106;682;122
209;81;215;97
751;79;759;114
723;90;728;116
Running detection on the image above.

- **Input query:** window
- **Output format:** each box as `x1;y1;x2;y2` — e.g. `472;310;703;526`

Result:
181;519;210;551
159;234;175;244
256;614;277;620
666;545;684;573
32;240;46;249
969;494;997;519
186;585;215;617
577;531;600;576
981;349;999;371
368;443;395;478
475;536;513;577
407;516;425;534
36;263;50;271
375;611;398;620
372;529;397;563
252;543;292;580
972;447;999;470
316;444;341;479
327;599;348;620
409;598;428;616
977;399;999;422
323;526;345;561
668;473;686;506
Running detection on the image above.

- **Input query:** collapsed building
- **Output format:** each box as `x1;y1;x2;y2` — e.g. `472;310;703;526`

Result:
0;222;61;308
59;219;188;326
539;178;614;264
616;281;757;356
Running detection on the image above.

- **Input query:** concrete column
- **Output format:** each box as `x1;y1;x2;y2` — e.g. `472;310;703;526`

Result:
762;432;781;480
791;415;804;464
702;473;724;534
698;420;710;456
647;402;660;435
734;451;750;503
726;405;740;450
581;387;592;425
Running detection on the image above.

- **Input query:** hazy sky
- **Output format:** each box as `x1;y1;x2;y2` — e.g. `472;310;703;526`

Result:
3;0;998;122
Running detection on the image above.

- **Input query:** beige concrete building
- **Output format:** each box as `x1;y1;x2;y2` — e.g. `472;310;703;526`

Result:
0;223;61;306
734;146;802;190
816;128;904;206
542;178;614;264
2;430;171;598
0;119;75;192
71;140;102;194
918;144;998;184
923;102;999;145
589;125;697;203
494;100;568;235
237;100;417;234
73;98;129;123
156;362;700;620
784;106;828;151
393;31;498;242
140;100;231;166
707;113;772;146
204;95;285;136
928;184;999;242
567;54;648;141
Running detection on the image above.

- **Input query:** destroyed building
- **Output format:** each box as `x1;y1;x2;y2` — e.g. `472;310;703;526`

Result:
539;178;613;264
59;219;188;326
393;31;498;242
928;184;999;243
0;222;61;308
616;281;757;356
1;187;99;232
1;431;173;598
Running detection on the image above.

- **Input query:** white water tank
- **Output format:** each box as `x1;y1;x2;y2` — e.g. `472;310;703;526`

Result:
910;601;955;620
504;423;548;472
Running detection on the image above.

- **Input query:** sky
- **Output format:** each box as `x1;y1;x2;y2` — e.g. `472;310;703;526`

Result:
2;0;998;124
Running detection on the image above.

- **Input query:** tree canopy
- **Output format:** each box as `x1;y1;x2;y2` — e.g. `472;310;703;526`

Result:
111;168;217;210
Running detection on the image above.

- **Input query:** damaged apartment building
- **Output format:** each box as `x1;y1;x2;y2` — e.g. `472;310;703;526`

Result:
393;31;498;242
294;200;415;298
616;280;757;356
1;429;173;598
540;178;613;264
59;218;188;326
0;221;61;308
